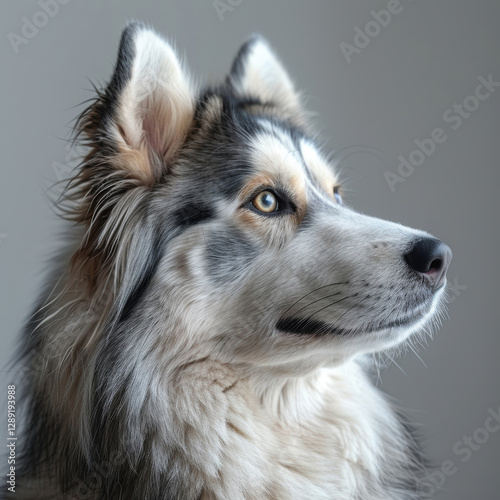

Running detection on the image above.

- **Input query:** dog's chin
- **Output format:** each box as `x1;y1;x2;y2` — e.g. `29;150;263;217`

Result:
343;290;445;354
356;308;436;354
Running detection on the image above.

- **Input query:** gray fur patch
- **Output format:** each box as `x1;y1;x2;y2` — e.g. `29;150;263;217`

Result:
205;227;258;284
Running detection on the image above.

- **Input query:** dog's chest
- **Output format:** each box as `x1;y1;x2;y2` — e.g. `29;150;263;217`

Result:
174;361;408;499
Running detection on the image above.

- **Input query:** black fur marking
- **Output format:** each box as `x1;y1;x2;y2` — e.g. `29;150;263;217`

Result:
116;202;215;327
116;201;215;325
190;87;311;203
15;312;54;477
176;89;268;203
173;202;215;227
89;324;182;498
219;88;265;139
276;317;346;336
205;227;258;284
101;21;143;124
116;232;165;324
229;34;263;83
277;312;424;336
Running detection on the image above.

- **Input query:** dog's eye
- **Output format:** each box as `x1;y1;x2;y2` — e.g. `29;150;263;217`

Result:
252;190;278;213
333;186;343;205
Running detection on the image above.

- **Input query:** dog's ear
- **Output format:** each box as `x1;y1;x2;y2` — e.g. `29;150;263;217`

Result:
80;22;195;185
228;35;305;126
69;23;195;292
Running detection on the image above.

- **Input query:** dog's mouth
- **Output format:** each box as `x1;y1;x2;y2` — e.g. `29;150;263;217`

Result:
276;300;433;336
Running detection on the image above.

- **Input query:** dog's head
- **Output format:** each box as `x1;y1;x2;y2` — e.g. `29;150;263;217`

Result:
71;23;451;376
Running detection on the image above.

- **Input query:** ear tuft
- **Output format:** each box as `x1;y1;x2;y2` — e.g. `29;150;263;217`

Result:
229;35;305;126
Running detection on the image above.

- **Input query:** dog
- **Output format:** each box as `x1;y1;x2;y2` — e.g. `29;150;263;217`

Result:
13;22;452;499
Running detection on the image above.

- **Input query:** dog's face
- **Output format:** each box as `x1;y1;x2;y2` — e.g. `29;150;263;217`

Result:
75;24;451;375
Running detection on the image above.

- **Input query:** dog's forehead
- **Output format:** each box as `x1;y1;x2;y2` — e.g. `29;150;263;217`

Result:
248;129;303;184
186;89;338;200
246;126;338;197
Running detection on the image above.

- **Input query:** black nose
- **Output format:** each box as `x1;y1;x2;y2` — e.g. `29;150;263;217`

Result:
404;237;452;288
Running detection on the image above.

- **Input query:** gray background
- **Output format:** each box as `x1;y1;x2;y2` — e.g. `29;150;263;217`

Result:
1;1;499;498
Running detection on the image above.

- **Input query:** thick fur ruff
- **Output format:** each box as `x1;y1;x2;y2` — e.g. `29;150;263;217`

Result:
10;22;450;500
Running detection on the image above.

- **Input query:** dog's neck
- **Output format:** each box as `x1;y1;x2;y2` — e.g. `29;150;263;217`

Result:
164;356;415;499
245;360;367;425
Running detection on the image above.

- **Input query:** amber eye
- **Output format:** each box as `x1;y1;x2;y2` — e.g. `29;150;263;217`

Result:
333;186;343;204
252;190;278;213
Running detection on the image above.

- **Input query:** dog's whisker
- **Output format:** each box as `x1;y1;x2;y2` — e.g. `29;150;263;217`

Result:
303;295;353;324
384;352;407;376
326;295;371;332
279;282;349;320
407;342;428;368
288;291;343;317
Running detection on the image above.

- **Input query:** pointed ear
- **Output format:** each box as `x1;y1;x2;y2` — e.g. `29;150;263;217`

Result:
228;35;306;126
81;22;195;184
